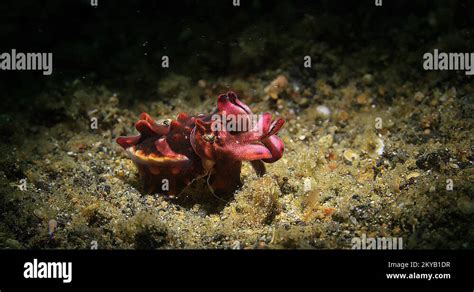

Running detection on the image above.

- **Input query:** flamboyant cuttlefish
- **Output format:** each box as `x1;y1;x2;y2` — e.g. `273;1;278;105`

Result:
116;92;285;198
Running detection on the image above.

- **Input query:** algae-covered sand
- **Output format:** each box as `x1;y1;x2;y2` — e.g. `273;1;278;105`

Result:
0;1;473;249
1;72;472;249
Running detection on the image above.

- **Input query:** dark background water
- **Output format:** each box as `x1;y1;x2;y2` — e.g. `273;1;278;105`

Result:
0;0;473;110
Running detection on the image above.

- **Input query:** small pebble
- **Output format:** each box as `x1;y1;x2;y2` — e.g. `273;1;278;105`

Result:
318;134;333;149
349;216;358;225
264;75;288;99
356;93;369;105
362;74;374;85
449;163;459;169
315;105;331;118
406;172;421;180
303;177;313;193
414;91;425;102
197;79;207;88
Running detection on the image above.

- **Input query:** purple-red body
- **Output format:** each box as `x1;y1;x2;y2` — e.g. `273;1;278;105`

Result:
116;92;285;197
